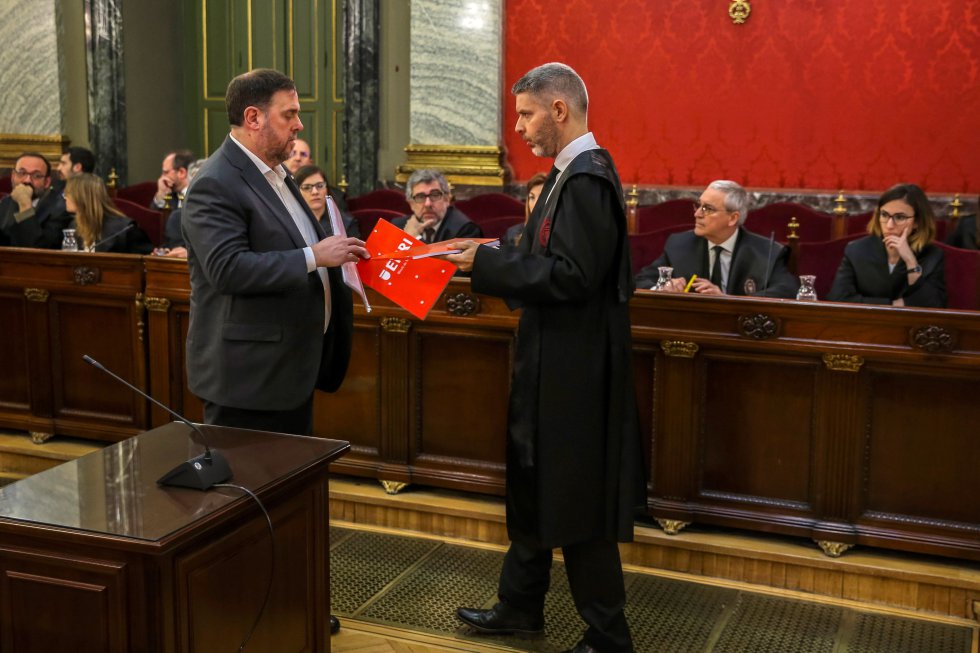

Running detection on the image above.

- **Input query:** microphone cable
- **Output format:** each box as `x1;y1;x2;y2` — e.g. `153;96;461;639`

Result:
214;483;276;653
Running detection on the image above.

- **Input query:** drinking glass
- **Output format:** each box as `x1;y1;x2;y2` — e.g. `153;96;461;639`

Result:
796;275;817;301
653;266;674;291
61;229;79;252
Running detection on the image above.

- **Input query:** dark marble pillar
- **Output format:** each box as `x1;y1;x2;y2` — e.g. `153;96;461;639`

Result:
343;0;380;196
84;0;127;183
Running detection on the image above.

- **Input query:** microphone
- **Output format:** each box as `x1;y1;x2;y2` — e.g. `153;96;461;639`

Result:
82;355;232;490
760;230;775;297
90;222;135;251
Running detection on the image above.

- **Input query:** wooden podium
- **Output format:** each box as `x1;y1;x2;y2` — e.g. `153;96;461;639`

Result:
0;422;349;653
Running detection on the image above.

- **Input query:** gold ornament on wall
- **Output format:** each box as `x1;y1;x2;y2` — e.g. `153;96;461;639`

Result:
729;0;751;24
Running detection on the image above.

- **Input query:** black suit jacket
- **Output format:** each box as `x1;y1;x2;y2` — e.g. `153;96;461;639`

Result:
181;136;354;411
634;227;799;298
946;215;977;250
391;205;482;241
0;188;71;249
827;235;946;307
69;214;154;254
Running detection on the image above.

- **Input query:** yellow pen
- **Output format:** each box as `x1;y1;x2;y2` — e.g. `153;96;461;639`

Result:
683;275;698;293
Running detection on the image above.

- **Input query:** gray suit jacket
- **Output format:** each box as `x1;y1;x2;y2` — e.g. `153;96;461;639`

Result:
182;136;353;411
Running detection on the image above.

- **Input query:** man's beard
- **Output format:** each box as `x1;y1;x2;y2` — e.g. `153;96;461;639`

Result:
260;124;293;166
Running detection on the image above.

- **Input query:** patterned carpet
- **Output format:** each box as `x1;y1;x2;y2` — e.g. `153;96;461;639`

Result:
330;526;977;653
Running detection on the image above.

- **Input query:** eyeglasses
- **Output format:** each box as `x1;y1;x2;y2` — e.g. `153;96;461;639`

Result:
13;169;47;182
878;210;914;225
410;190;446;204
299;182;327;192
693;202;726;216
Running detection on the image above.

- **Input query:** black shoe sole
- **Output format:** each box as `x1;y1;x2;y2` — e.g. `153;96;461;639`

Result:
456;613;544;638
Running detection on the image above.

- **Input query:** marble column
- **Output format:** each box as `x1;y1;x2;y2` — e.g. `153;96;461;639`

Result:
344;0;381;196
84;0;127;183
398;0;505;186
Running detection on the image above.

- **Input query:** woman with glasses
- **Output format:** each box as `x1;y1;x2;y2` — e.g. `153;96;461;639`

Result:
294;165;359;238
63;173;153;254
828;183;946;307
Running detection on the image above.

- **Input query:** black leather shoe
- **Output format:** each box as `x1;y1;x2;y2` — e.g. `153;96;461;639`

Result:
329;614;340;635
560;642;601;653
456;602;544;637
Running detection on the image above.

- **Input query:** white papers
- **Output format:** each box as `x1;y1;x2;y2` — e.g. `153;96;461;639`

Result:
325;196;372;312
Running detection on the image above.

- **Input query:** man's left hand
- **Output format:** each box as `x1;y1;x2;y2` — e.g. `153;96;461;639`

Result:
313;235;369;267
691;278;724;295
443;240;479;272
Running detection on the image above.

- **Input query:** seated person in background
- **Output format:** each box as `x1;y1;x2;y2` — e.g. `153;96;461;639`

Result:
295;164;360;239
151;149;195;210
64;173;153;254
828;183;946;307
504;171;548;246
946;212;978;250
284;138;312;174
634;180;798;298
393;169;482;243
159;158;207;258
58;146;96;181
0;152;70;249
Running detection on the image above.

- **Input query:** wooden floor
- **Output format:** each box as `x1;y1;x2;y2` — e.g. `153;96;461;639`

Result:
332;620;515;653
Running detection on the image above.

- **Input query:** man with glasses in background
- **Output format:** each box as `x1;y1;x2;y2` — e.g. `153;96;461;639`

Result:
151;150;195;210
634;179;798;298
393;169;482;243
0;152;70;248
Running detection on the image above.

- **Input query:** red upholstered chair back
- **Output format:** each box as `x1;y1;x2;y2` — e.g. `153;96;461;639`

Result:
0;174;10;194
847;212;874;234
628;224;690;275
635;199;696;232
112;197;164;246
795;233;865;300
748;202;835;242
476;215;524;241
935;242;980;310
115;181;158;207
346;188;411;214
351;208;402;238
455;193;525;222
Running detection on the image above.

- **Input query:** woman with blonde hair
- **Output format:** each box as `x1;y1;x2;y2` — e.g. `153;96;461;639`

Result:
64;173;153;254
828;183;945;307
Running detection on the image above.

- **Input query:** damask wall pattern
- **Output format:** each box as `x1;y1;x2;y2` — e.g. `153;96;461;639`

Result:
504;0;979;193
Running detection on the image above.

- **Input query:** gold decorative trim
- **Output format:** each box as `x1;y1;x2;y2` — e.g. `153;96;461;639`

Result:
24;288;49;302
144;297;172;313
30;431;53;444
815;540;854;558
396;144;506;187
657;519;690;535
822;353;864;372
380;317;412;333
729;0;751;24
0;133;71;168
661;341;699;358
379;479;408;495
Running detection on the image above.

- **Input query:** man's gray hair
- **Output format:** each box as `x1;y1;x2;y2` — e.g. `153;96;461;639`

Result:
708;179;750;226
511;62;588;115
404;169;450;200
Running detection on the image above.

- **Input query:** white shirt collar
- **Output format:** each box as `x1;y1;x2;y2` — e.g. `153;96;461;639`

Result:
229;132;288;182
555;132;599;173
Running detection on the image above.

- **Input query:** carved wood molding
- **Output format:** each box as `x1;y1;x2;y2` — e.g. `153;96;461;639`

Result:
822;353;864;372
380;317;412;333
661;341;699;358
144;297;172;312
446;292;480;317
135;293;145;343
736;313;779;340
73;266;101;286
910;325;956;353
23;288;49;302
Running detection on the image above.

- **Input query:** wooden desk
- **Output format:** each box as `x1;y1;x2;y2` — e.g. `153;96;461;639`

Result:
0;422;348;652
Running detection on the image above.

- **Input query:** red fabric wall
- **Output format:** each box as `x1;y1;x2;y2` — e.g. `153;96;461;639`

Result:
504;1;979;193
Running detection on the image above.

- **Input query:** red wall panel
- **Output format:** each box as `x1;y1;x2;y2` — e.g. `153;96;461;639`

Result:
504;0;979;193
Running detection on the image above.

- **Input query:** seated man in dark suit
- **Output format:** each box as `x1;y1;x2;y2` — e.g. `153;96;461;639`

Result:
946;214;977;250
392;169;482;243
0;152;71;249
634;180;798;298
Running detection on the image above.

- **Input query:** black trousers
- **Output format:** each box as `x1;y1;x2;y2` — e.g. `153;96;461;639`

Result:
203;395;314;436
498;538;633;652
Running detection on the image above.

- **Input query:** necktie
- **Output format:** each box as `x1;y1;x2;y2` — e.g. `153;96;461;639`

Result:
710;245;724;288
423;227;435;243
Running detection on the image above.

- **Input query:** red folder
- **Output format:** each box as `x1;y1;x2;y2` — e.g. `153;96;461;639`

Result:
356;219;457;319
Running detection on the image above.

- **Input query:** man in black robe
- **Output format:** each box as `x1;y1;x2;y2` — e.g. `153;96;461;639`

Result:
448;63;645;653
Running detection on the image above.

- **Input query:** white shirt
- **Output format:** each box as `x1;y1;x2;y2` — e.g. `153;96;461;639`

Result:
709;230;740;292
547;132;600;203
229;133;331;330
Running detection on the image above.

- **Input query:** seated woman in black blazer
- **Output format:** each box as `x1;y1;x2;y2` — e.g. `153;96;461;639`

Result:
64;173;153;254
828;183;946;307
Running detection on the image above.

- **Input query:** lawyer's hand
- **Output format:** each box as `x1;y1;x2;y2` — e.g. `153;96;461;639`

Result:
312;235;369;267
691;278;724;295
443;240;479;272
